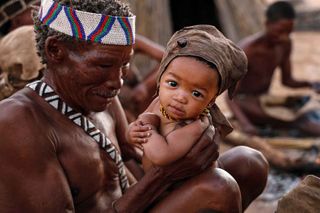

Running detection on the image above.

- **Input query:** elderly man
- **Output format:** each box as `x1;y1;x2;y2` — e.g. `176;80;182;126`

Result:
0;0;268;212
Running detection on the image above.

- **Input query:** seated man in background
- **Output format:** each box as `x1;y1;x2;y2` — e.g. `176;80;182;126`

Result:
227;1;320;136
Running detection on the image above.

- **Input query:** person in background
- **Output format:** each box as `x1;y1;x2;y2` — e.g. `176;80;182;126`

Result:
0;0;268;212
227;1;320;136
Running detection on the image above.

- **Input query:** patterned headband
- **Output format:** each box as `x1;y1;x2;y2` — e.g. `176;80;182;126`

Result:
39;0;135;45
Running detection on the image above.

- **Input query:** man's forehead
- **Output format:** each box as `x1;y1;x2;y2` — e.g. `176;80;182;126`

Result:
71;42;133;61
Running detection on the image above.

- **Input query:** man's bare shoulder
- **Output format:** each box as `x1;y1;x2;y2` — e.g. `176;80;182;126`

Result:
237;32;263;49
0;88;52;144
0;89;39;122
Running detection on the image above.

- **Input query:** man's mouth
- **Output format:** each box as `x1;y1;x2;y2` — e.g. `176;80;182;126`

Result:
92;90;119;99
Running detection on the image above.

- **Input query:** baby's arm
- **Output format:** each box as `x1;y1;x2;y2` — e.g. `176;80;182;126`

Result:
143;116;211;166
126;113;161;149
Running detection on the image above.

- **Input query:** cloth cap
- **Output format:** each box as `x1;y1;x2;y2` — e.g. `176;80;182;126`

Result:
157;25;247;99
157;25;248;136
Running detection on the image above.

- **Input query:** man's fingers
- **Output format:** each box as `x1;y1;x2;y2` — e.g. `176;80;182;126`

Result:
189;126;215;154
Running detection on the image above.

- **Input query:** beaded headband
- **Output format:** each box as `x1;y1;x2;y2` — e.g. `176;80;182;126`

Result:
39;0;135;45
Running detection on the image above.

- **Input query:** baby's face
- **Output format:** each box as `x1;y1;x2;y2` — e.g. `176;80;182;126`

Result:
159;56;219;120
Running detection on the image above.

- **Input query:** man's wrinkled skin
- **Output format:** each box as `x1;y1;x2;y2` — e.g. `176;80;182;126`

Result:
0;34;268;212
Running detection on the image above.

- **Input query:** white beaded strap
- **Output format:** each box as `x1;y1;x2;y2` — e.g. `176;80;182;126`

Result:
39;0;135;45
27;80;129;192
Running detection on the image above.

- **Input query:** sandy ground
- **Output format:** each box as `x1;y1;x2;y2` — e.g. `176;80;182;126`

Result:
215;31;320;213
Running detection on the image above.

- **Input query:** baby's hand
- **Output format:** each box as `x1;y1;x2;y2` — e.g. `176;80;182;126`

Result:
127;120;152;149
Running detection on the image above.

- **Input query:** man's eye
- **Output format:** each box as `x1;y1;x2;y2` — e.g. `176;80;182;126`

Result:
168;81;177;87
99;64;112;69
192;90;203;97
122;62;130;69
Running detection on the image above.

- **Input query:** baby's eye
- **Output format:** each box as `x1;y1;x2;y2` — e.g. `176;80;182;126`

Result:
167;81;177;87
192;90;203;97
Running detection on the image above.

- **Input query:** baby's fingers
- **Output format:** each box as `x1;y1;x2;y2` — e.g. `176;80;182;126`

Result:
131;131;152;139
133;137;149;144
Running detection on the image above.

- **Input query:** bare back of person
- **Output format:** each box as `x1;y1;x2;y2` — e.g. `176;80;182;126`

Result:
0;88;124;212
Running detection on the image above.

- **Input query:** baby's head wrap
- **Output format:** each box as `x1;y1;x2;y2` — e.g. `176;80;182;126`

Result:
157;25;248;136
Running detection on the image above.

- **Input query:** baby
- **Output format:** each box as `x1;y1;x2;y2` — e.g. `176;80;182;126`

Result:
126;25;247;170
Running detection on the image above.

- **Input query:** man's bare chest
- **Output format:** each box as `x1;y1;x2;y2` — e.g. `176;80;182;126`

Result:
53;114;122;204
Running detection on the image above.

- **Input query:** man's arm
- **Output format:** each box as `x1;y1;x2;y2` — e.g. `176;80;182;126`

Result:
133;34;165;62
114;126;218;213
0;101;73;212
281;41;312;88
225;97;258;135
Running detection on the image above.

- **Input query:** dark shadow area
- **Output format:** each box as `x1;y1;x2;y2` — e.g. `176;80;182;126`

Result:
169;0;221;32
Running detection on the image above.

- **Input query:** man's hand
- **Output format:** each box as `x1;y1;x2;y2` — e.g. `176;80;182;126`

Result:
160;126;219;181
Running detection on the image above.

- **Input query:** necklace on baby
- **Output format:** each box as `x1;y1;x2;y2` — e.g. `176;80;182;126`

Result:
159;104;211;121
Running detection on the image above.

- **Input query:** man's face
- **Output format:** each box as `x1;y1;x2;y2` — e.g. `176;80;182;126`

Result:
159;56;219;120
53;41;133;114
266;19;294;43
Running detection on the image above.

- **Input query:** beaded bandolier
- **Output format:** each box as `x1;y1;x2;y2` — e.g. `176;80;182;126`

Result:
27;80;129;193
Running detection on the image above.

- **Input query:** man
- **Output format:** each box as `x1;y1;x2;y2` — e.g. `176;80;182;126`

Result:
0;0;268;212
227;1;320;136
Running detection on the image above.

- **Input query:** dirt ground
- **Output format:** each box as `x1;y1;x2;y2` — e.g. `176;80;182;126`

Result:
215;31;320;213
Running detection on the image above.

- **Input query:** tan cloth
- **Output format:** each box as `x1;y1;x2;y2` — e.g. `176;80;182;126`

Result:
276;175;320;213
157;25;248;136
0;25;44;80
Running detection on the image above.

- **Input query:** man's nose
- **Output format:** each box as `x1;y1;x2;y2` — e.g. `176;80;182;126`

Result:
106;69;124;90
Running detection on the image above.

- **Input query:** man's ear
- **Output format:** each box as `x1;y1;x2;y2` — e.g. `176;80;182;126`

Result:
45;36;66;63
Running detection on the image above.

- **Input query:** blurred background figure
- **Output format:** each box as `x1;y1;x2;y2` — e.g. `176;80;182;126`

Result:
0;0;39;36
0;26;44;100
0;0;43;101
119;34;165;123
